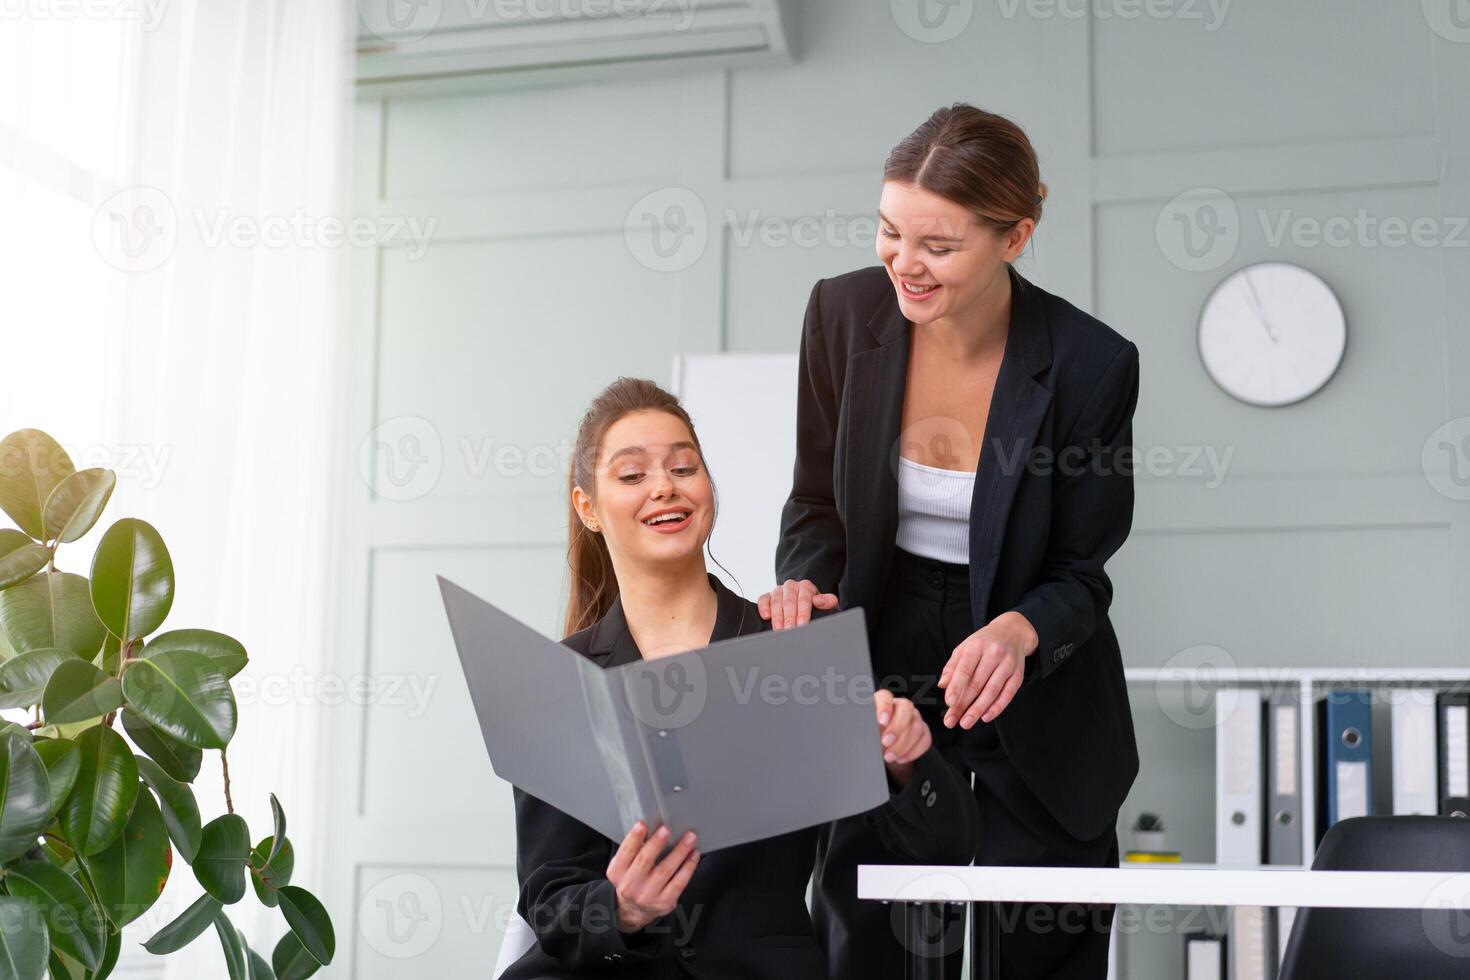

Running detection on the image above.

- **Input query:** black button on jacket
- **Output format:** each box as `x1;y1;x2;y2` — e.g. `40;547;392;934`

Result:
499;573;979;980
776;264;1140;843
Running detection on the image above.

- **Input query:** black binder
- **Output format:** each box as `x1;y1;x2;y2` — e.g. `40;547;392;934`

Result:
1438;692;1470;819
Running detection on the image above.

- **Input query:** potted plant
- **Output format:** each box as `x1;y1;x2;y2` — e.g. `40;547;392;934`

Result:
1131;812;1168;853
0;428;333;979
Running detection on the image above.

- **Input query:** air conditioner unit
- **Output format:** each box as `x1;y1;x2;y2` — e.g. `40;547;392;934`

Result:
355;0;797;97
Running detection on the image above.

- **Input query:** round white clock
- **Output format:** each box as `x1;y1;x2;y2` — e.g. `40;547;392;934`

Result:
1197;262;1346;407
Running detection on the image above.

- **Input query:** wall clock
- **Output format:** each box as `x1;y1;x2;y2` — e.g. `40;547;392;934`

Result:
1197;262;1346;407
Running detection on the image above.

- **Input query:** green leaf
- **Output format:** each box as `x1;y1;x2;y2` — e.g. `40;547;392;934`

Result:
46;948;82;980
120;652;235;750
250;836;294;908
214;914;248;980
119;710;200;783
0;894;49;980
194;814;251;904
92;927;121;980
88;519;173;642
0;529;49;592
41;469;116;546
32;739;80;822
0;430;75;541
92;633;121;676
247;945;274;980
5;861;106;969
58;726;138;856
42;661;123;725
0;573;107;659
0;729;51;862
134;756;201;862
141;893;220;955
142;629;247;679
270;932;320;980
86;787;171;927
276;886;333;966
267;795;286;866
0;649;78;710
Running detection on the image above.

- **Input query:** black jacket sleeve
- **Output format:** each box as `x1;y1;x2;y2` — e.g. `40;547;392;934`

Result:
775;279;846;594
861;740;979;865
1010;341;1140;686
512;786;667;970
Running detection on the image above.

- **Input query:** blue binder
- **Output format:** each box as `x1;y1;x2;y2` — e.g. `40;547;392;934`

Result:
1316;689;1373;842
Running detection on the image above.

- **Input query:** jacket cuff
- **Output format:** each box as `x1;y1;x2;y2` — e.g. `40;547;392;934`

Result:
1010;592;1076;686
532;879;668;968
862;745;977;864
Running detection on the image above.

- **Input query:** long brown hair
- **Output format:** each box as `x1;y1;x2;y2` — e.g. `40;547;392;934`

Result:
564;377;716;637
884;103;1047;238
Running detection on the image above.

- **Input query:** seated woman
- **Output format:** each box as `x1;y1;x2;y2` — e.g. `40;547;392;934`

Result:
500;377;979;980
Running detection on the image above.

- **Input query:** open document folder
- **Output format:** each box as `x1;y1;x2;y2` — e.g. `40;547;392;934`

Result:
437;576;890;853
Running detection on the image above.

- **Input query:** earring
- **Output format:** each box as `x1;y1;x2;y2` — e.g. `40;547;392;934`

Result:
586;519;601;532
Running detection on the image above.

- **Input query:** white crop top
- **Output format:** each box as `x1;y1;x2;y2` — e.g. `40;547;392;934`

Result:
894;455;974;565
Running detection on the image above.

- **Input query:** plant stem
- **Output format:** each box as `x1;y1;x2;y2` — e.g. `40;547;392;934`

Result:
221;749;235;815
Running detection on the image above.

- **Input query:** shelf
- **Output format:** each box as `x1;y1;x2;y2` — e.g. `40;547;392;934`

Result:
1125;667;1470;683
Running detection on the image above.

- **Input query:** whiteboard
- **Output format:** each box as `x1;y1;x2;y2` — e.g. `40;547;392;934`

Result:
673;353;799;602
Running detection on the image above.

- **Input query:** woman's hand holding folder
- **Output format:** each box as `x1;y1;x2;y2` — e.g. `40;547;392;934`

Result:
607;821;701;933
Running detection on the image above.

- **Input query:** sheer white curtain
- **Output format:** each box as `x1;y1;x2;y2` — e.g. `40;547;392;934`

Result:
0;1;354;975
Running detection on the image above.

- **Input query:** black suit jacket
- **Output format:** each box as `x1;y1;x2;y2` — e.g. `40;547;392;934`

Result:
502;572;979;980
776;264;1140;842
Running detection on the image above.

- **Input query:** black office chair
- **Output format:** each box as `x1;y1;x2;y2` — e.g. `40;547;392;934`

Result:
1278;815;1470;980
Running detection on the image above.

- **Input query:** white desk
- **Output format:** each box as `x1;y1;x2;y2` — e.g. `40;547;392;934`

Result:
858;863;1470;909
858;864;1470;979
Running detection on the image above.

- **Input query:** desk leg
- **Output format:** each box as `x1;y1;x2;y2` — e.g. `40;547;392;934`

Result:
971;901;1000;980
902;902;949;980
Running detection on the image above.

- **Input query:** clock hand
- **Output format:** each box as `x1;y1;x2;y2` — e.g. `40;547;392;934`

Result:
1243;270;1280;343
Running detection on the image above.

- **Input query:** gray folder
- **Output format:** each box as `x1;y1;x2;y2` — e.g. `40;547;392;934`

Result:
438;575;890;852
1264;694;1303;865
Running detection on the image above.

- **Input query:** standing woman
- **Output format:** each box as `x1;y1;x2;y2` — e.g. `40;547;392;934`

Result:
760;104;1140;979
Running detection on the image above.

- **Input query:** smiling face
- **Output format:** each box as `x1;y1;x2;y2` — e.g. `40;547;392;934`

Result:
876;180;1033;326
572;409;714;574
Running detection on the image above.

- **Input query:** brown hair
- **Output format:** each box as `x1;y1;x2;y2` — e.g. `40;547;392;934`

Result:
884;103;1047;238
564;377;717;637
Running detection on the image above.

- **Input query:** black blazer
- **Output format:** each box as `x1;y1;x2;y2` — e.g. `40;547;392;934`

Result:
502;572;979;980
776;264;1140;842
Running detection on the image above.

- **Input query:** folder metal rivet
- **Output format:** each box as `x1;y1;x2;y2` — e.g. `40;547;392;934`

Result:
672;785;684;793
658;730;669;738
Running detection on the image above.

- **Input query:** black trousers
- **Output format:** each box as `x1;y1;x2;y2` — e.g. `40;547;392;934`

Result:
814;546;1118;980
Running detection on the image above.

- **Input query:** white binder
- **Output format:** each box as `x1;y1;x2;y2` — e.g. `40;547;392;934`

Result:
1229;905;1275;980
1216;686;1264;866
1390;688;1438;815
